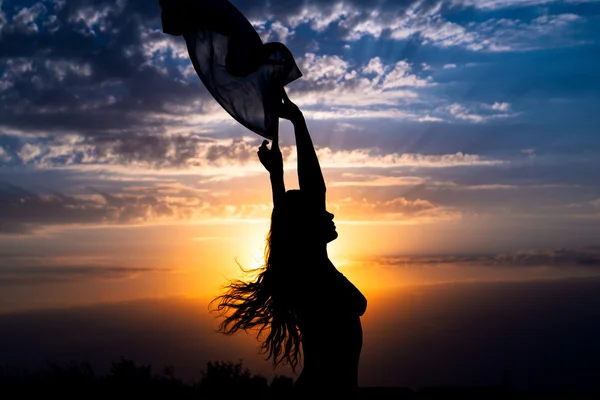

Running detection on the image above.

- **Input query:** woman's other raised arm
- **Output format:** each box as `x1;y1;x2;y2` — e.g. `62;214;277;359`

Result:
258;139;285;207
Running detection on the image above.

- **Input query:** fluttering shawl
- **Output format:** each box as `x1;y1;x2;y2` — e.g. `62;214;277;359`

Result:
160;0;303;140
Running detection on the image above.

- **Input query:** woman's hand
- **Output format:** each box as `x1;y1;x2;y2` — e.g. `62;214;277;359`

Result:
278;89;303;123
258;139;283;175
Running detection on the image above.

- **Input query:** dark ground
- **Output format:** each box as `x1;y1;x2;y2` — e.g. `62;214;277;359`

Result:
1;359;598;399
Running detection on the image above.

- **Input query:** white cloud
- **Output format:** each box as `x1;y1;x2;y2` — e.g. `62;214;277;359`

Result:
269;21;294;43
299;53;351;82
491;102;510;111
451;0;599;10
303;108;419;120
254;20;295;43
329;196;461;224
0;78;12;91
11;133;506;173
44;60;93;81
446;104;485;122
284;1;588;52
345;15;390;40
442;102;517;122
68;1;126;36
418;114;445;122
381;61;434;89
289;54;433;113
443;63;457;69
0;146;11;162
361;57;386;77
314;149;505;169
0;0;7;36
11;2;47;34
51;0;66;11
330;174;426;187
18;143;44;163
288;2;359;32
42;14;60;33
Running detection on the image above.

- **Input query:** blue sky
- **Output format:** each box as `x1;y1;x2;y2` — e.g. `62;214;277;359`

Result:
0;0;600;310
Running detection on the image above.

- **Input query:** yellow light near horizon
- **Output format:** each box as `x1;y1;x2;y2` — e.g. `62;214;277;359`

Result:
178;215;419;301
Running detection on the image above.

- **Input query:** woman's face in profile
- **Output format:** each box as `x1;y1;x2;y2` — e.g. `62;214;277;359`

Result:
323;210;338;243
285;209;338;244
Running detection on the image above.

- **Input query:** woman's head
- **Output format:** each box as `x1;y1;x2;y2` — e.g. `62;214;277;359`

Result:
275;189;338;246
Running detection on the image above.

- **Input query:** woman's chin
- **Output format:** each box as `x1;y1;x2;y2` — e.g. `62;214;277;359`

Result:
326;231;338;243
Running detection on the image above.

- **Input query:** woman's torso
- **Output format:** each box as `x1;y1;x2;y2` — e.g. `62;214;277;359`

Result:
293;260;367;389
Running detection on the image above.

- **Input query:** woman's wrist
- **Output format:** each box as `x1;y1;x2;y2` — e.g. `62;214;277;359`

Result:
291;113;305;126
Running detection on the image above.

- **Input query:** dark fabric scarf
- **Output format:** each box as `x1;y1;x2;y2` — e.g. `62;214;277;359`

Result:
160;0;303;140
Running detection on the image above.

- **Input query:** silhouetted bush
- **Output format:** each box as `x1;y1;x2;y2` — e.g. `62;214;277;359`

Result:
0;358;285;398
199;360;269;397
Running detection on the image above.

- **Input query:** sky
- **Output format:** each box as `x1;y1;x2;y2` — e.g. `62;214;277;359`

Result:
0;0;600;389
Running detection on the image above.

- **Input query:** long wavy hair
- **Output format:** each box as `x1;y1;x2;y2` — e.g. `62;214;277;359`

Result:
210;194;304;371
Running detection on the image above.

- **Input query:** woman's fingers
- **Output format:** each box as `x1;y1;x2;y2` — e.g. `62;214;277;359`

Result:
259;140;269;151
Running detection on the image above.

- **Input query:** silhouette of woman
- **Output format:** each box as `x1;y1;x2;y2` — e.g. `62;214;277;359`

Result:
212;90;367;395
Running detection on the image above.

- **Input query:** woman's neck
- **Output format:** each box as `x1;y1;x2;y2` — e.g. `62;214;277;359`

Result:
297;243;329;262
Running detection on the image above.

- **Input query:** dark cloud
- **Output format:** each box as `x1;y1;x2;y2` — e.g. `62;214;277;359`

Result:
372;247;600;269
0;0;210;138
0;182;191;233
0;131;264;168
0;181;274;234
0;263;166;286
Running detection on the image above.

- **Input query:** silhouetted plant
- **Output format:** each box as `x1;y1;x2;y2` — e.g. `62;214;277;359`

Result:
200;360;268;390
106;358;153;387
0;358;295;397
270;374;294;389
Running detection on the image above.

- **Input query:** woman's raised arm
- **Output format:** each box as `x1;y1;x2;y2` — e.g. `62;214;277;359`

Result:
258;139;285;207
279;91;326;200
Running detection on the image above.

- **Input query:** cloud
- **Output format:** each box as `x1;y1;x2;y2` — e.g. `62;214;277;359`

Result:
441;102;517;122
369;247;600;269
3;131;507;172
0;182;208;233
251;19;296;44
0;177;286;234
0;0;211;142
418;114;444;122
0;146;10;162
490;102;510;112
329;174;426;187
279;1;590;52
315;149;505;169
287;2;360;32
0;261;166;286
282;53;443;118
0;1;6;36
329;196;461;223
451;0;600;10
0;141;507;232
9;2;48;34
